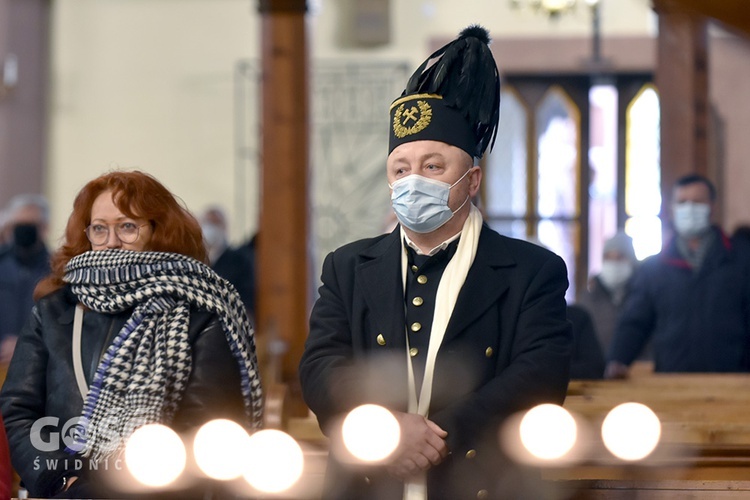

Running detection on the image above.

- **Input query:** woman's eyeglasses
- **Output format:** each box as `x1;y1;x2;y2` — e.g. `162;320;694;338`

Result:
85;222;148;245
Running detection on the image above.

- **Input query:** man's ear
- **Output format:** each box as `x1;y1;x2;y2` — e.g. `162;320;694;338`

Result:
469;166;482;197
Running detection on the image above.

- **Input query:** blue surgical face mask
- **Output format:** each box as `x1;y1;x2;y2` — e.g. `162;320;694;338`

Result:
388;169;471;233
672;201;711;238
201;223;225;248
599;260;633;291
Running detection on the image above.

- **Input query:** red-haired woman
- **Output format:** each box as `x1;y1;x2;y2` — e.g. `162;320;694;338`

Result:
0;171;263;498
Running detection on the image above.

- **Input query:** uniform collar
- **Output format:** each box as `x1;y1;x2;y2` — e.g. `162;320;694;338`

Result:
402;230;462;257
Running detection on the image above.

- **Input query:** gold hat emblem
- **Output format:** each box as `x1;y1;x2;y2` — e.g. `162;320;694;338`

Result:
393;100;432;138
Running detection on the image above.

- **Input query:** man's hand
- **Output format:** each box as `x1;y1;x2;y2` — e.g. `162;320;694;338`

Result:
604;360;630;379
386;411;449;480
0;336;17;364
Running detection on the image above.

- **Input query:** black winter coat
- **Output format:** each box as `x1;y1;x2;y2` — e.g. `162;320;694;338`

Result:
299;225;572;499
609;227;750;371
0;286;246;498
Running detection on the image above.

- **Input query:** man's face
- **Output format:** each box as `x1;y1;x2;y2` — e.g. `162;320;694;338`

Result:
603;249;629;263
672;181;713;215
386;140;481;214
11;205;45;228
9;204;47;246
201;210;226;231
200;209;228;250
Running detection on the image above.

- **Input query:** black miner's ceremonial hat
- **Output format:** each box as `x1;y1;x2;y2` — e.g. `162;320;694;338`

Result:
388;25;501;160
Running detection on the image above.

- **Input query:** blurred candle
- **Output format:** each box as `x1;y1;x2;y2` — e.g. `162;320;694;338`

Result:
342;404;400;462
194;419;250;480
602;402;661;461
243;429;304;493
520;404;577;460
125;424;186;487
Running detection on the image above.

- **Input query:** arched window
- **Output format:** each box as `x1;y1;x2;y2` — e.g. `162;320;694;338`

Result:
625;85;662;260
482;75;657;301
483;87;529;238
536;87;581;301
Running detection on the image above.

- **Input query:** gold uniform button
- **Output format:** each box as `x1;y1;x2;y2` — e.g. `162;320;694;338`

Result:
477;490;488;499
409;347;419;357
412;297;424;306
417;275;428;284
411;264;419;272
411;322;422;332
465;449;477;459
376;334;386;346
485;347;494;357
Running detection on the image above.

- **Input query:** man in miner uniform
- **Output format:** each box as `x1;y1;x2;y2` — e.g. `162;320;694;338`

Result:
299;25;572;500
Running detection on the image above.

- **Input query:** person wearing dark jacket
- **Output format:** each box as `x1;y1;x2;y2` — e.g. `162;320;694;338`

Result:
606;174;750;377
525;237;605;379
299;26;571;500
0;194;51;363
199;206;256;319
0;171;263;498
567;304;606;379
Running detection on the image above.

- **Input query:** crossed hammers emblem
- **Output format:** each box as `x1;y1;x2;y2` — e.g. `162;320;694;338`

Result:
402;106;419;125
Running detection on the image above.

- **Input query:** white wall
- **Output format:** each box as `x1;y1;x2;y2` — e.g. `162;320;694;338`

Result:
46;0;654;246
47;0;260;245
311;1;655;76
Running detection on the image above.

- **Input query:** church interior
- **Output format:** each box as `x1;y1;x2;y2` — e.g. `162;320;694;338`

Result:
2;0;750;498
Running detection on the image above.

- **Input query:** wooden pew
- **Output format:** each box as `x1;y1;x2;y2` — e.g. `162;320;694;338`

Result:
286;364;750;499
547;367;750;498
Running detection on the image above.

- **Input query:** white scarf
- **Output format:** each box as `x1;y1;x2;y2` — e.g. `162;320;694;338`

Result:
400;204;482;499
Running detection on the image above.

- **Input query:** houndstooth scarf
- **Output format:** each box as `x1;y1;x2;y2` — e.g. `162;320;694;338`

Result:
63;249;263;461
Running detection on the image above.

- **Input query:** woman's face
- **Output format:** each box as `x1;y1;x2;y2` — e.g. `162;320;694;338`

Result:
88;190;154;251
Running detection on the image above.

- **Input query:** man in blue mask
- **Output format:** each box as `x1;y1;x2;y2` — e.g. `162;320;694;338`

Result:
299;25;572;500
606;174;750;377
0;194;51;363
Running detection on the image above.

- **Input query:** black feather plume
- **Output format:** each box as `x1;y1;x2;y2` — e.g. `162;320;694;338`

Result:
400;24;500;158
459;25;491;44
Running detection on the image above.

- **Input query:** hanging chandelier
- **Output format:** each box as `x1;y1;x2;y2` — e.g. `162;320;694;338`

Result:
509;0;601;18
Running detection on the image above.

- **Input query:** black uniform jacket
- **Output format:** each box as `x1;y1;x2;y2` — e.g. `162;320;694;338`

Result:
0;286;245;498
299;225;572;499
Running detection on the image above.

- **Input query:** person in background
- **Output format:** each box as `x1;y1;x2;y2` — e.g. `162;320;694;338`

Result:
606;174;750;377
0;194;51;364
526;236;605;379
299;25;571;499
576;231;638;356
567;304;605;379
731;224;750;249
199;206;256;319
0;171;263;498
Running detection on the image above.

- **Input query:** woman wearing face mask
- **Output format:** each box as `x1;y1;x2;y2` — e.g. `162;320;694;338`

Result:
576;231;638;359
0;171;263;499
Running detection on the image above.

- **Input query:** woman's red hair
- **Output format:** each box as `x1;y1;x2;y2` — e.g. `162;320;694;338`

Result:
35;170;207;300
